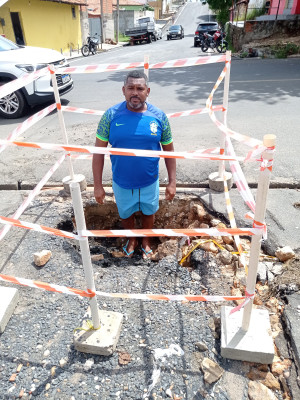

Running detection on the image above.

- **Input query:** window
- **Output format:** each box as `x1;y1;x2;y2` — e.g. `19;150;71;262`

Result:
71;6;76;19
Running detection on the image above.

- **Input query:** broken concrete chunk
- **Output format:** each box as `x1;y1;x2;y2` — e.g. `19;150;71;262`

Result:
257;262;268;284
217;250;233;265
195;341;208;352
201;357;224;384
33;250;52;266
91;254;104;261
275;246;295;262
248;380;278;400
268;262;284;276
199;241;218;253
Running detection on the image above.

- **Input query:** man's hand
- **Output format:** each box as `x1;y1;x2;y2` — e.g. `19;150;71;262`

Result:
165;182;176;201
94;185;106;204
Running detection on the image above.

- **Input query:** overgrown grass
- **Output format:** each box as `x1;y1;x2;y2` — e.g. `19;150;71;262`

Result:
271;43;300;58
118;33;130;43
246;6;265;20
234;6;266;21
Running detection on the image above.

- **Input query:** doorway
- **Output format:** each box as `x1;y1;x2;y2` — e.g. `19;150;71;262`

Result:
10;12;25;45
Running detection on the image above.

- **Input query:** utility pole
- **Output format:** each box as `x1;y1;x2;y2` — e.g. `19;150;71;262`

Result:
100;0;104;48
116;0;119;43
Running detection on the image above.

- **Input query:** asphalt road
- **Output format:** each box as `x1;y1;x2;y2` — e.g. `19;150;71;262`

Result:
0;2;299;189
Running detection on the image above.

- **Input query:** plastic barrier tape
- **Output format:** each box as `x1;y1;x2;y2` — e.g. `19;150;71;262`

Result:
0;215;264;239
0;139;244;161
61;105;224;119
0;272;250;303
0;154;66;241
58;55;227;75
0;103;56;155
0;66;50;100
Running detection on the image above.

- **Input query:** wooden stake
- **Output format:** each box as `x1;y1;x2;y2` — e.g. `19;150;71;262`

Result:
242;134;276;331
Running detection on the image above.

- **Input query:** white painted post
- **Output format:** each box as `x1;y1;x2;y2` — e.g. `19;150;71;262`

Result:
144;55;149;80
50;64;75;180
242;134;276;331
70;182;101;329
218;50;231;178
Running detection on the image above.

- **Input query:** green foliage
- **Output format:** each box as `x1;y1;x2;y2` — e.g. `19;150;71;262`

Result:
118;33;130;43
207;0;232;27
271;43;300;58
142;4;154;11
246;6;265;20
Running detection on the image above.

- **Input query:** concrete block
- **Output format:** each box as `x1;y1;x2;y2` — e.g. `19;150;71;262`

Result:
221;306;275;364
0;286;19;333
63;174;87;194
74;307;123;356
209;171;233;192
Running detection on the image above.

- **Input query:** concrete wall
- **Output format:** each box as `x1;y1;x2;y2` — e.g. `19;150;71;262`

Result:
228;18;300;50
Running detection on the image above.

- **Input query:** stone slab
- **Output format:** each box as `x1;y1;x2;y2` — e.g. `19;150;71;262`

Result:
73;307;123;356
221;306;275;364
282;293;300;370
0;286;19;333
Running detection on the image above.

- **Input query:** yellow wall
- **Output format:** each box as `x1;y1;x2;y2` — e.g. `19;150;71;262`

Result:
0;0;82;53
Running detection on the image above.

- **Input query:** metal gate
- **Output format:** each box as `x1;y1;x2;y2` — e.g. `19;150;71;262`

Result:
89;18;102;39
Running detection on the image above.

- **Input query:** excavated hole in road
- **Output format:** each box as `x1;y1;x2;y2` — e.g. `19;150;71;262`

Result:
57;194;245;269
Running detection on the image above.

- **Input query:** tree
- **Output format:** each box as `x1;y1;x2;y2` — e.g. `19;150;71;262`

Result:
207;0;232;28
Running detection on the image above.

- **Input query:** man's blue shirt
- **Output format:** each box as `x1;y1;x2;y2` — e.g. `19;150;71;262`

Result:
96;101;173;189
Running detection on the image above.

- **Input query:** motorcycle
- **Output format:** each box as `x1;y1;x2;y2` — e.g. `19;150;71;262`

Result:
81;34;99;57
201;30;229;53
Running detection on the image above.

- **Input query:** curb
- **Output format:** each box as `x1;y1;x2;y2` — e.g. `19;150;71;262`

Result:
66;43;127;62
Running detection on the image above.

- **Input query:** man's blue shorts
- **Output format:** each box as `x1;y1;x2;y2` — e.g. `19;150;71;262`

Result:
112;180;159;219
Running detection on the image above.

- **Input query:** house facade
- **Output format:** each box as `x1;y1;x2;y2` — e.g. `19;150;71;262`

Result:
0;0;88;53
87;0;114;41
269;0;300;16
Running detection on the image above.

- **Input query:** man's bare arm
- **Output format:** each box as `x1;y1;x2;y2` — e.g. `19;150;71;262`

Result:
162;142;176;201
92;138;108;204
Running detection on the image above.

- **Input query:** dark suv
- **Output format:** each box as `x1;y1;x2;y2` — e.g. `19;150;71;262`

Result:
194;22;219;47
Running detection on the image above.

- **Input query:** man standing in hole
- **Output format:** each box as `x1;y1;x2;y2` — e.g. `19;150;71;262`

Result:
92;70;176;259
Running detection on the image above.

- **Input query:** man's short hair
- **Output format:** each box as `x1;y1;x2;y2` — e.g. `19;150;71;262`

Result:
124;70;149;87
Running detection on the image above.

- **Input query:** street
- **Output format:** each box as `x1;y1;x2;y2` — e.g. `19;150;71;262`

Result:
0;1;300;188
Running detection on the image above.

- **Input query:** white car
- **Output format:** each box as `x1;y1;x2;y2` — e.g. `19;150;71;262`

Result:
0;36;73;119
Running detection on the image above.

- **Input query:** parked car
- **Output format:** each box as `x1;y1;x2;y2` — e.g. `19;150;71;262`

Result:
194;22;219;47
0;35;73;119
167;25;184;40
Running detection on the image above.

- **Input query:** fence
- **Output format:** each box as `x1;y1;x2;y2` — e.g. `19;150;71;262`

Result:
0;52;275;340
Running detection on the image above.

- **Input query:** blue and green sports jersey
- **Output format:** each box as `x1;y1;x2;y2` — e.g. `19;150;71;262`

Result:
96;101;173;189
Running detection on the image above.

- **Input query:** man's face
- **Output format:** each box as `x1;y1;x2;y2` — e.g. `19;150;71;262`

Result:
122;77;150;111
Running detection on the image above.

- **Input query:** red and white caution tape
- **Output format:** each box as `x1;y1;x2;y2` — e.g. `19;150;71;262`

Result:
58;55;227;75
71;148;220;160
0;139;244;161
225;135;256;213
0;66;50;100
61;105;224;119
0;215;77;240
206;65;263;150
0;103;56;155
167;105;223;118
0;215;264;239
0;272;250;303
229;290;255;315
0;154;66;241
82;227;262;238
62;106;105;116
0;273;95;298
